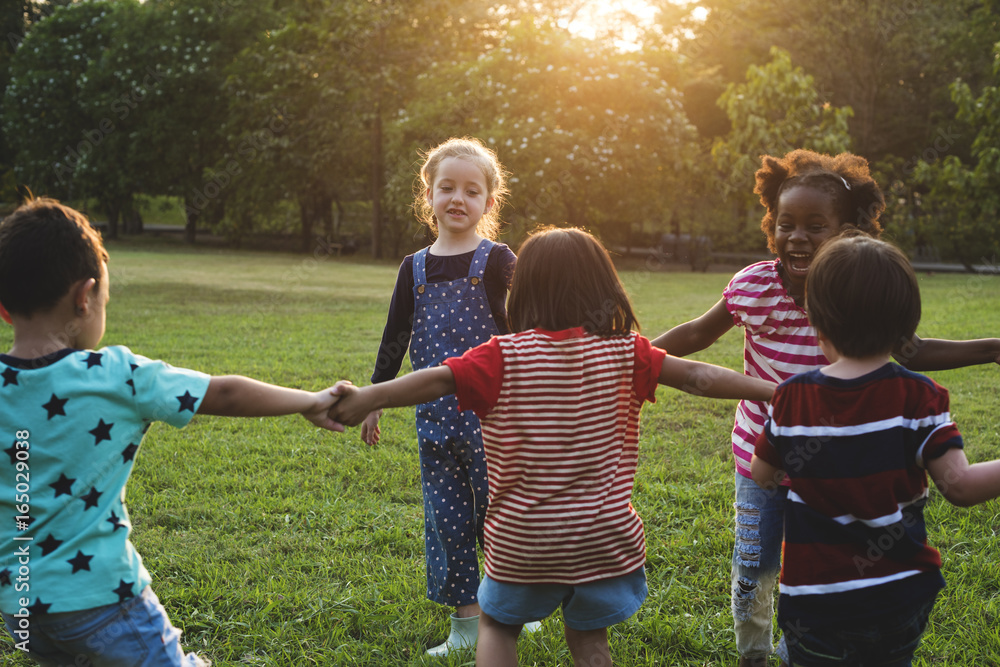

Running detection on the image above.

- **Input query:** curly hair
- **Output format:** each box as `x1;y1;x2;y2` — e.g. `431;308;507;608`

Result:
754;149;885;253
413;136;509;241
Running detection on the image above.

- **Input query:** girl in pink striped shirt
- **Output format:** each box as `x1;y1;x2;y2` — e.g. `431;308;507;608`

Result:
331;227;775;667
651;149;1000;667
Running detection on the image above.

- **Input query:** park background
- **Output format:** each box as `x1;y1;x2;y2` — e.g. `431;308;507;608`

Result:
1;0;1000;665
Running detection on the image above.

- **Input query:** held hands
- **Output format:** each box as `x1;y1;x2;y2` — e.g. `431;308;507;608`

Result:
329;381;381;432
302;386;346;432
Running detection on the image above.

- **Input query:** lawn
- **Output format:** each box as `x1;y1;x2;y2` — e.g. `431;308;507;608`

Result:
1;241;999;666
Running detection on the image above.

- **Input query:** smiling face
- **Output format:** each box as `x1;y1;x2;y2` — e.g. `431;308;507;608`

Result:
773;185;844;301
426;156;494;243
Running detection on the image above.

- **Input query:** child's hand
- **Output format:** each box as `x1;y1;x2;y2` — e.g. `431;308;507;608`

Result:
361;410;383;446
329;382;379;427
301;386;345;432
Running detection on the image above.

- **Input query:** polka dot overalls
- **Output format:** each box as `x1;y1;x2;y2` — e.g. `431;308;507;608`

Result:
410;239;497;607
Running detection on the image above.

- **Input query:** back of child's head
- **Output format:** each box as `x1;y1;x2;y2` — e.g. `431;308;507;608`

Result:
755;149;885;253
414;136;509;240
507;226;638;336
806;233;920;358
0;197;108;318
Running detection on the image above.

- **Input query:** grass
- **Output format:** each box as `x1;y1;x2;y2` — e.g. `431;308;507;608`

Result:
1;241;999;666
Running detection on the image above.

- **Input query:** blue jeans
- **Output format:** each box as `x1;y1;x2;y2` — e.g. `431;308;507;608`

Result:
783;594;937;666
732;472;788;661
2;586;209;666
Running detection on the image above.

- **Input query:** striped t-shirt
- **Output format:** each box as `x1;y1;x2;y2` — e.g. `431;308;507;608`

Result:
755;364;960;626
723;260;827;477
443;327;665;584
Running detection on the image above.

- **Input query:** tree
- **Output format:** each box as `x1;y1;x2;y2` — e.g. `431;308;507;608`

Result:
711;47;852;238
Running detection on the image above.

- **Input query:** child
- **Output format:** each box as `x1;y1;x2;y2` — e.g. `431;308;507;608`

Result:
362;137;518;655
331;227;777;667
650;149;1000;667
0;198;342;665
751;234;1000;666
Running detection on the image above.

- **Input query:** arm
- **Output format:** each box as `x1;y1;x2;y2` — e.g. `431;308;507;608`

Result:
926;447;1000;507
332;366;457;427
893;334;1000;371
650;298;734;357
198;376;343;431
751;453;786;491
658;354;775;402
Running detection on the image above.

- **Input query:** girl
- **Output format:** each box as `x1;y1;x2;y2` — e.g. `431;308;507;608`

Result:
650;149;1000;667
332;227;776;667
363;137;517;655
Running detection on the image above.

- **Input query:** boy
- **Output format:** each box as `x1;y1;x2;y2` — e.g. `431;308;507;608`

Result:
0;198;341;665
751;233;1000;666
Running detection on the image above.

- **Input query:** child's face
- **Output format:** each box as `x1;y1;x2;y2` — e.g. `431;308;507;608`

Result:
426;157;494;240
774;185;843;297
77;261;109;350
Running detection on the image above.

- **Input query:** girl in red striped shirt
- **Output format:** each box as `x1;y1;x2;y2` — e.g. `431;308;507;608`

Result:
331;227;775;667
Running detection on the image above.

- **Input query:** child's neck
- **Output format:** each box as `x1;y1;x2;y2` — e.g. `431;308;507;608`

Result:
820;353;892;380
430;231;484;256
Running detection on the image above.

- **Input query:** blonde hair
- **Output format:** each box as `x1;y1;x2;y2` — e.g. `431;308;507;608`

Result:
414;137;508;240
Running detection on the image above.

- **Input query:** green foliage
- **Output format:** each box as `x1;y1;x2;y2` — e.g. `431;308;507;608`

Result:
913;41;1000;269
711;47;853;211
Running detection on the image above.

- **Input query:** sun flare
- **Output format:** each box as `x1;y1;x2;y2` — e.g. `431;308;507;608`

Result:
560;0;660;51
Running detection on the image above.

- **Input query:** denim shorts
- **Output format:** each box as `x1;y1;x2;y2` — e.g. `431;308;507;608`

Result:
478;567;647;631
783;593;937;667
2;585;209;667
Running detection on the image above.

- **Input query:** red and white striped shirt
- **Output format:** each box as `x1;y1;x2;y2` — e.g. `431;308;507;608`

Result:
723;260;828;478
444;327;665;584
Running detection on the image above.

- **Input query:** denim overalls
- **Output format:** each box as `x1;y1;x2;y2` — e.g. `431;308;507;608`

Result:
410;239;497;606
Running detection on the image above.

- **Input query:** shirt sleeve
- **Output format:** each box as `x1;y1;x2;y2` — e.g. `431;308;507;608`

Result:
915;383;964;467
443;337;504;419
128;350;212;428
754;420;784;470
634;334;667;403
371;259;414;384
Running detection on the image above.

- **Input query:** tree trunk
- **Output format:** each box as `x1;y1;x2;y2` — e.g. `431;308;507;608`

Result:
184;195;199;244
299;195;314;254
103;201;120;240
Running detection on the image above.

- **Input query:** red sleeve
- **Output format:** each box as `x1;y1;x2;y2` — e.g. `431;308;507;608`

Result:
754;426;784;469
634;334;667;403
442;337;504;419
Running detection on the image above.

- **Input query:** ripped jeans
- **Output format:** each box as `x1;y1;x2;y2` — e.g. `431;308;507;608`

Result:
732;471;788;661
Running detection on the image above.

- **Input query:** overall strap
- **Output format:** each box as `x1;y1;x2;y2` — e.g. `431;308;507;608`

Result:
468;238;494;280
412;247;429;285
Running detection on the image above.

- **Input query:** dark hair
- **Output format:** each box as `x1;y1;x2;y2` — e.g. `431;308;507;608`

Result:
507;226;638;336
806;233;920;358
0;197;108;317
755;149;885;253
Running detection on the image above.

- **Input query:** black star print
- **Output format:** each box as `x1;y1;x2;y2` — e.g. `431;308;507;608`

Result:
107;511;126;532
176;390;199;412
4;442;18;465
126;378;136;395
49;473;76;497
113;579;135;603
0;568;11;586
38;534;63;557
67;550;94;574
27;598;51;615
42;393;69;420
89;419;113;445
121;443;139;463
130;363;138;372
81;487;102;510
1;367;18;387
84;352;103;368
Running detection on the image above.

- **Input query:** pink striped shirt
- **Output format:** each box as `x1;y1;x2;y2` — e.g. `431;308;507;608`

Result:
444;328;664;584
723;260;827;477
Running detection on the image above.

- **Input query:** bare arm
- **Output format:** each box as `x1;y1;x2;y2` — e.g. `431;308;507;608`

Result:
927;447;1000;507
651;299;735;357
659;354;775;402
198;376;343;431
893;334;1000;371
331;366;457;427
751;453;786;491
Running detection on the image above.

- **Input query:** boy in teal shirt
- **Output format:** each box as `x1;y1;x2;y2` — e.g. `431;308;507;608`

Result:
0;198;341;665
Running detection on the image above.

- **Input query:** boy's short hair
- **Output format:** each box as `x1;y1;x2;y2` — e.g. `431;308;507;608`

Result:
806;233;920;358
0;198;108;317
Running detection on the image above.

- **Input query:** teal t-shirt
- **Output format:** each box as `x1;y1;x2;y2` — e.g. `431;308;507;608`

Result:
0;346;211;614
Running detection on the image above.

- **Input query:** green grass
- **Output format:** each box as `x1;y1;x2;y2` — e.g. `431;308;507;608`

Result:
2;242;999;665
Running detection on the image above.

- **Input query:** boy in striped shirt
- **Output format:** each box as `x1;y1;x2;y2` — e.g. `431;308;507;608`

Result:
752;234;1000;666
